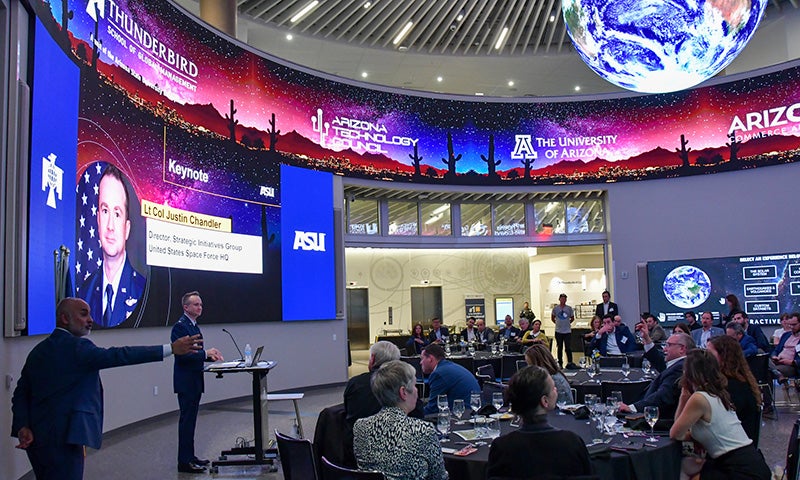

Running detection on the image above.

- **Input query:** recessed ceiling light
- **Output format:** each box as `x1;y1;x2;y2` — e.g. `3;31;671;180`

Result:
475;92;484;96
456;13;464;22
393;20;414;46
363;1;371;8
507;80;515;87
361;71;368;78
549;15;556;22
286;34;293;41
574;85;581;91
398;45;408;51
290;0;319;23
436;76;443;82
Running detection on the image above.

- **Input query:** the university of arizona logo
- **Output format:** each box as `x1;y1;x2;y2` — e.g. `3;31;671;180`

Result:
85;0;105;21
41;153;63;209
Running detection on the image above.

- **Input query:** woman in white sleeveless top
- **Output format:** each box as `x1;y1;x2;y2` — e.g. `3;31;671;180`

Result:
670;349;770;480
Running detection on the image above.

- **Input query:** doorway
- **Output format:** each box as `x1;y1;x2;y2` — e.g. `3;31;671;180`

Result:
346;287;370;350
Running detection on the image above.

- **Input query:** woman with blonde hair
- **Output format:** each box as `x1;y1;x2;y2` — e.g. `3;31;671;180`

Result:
524;344;572;404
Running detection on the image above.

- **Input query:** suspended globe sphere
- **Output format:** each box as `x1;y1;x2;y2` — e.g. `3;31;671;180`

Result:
562;0;767;93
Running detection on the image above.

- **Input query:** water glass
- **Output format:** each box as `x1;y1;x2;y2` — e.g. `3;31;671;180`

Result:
485;417;500;439
437;394;449;412
492;392;504;412
470;392;482;413
468;343;476;356
437;410;451;441
642;358;652;377
579;356;588;370
610;391;623;411
452;399;466;420
583;394;598;424
621;359;631;381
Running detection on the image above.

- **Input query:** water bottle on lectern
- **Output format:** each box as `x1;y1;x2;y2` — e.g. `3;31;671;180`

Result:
244;343;252;365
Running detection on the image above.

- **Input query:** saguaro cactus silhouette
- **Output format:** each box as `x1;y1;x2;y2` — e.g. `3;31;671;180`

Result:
726;133;741;163
90;7;102;73
480;134;501;178
521;156;534;179
225;100;239;142
409;143;424;177
267;113;280;151
61;0;74;50
441;132;462;178
676;134;692;167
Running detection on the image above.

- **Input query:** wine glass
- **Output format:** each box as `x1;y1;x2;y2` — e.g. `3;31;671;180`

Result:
579;356;587;370
492;392;504;413
641;358;652;377
586;362;597;383
437;410;451;442
583;394;598;425
470;392;482;414
644;406;659;442
610;391;623;412
604;398;618;434
437;394;449;412
620;358;630;382
556;397;567;415
452;399;466;420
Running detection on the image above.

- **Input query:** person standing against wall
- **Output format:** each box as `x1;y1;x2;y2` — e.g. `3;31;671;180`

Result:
551;294;575;367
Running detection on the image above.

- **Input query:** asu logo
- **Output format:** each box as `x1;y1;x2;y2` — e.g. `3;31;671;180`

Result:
293;231;327;252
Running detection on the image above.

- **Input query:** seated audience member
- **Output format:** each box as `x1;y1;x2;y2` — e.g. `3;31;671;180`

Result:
725;322;758;358
731;311;771;352
518;317;532;339
475;319;496;345
691;311;725;349
499;315;521;342
406;323;429;355
427;317;449;344
345;341;423;467
643;313;667;344
772;312;800;378
487;366;592;479
590;315;637;355
619;326;696;418
421;344;480;414
707;335;762;442
521;319;551;349
773;313;790;346
670;350;770;480
684;311;702;331
460;317;478;343
672;322;692;335
584;315;602;355
524;344;572;404
353;361;448;480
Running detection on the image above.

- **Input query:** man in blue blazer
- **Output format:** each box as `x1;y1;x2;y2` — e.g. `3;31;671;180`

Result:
420;344;480;415
691;311;725;348
619;326;696;419
11;297;201;480
171;291;223;473
725;322;759;357
590;315;637;355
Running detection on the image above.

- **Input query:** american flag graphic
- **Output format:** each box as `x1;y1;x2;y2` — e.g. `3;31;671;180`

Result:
74;161;108;294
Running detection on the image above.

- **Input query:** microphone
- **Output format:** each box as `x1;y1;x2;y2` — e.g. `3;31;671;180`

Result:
222;328;244;362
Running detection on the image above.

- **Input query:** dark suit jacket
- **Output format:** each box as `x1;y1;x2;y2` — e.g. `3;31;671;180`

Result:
81;257;146;328
746;323;771;352
595;302;619;318
11;328;163;449
487;419;592;479
739;334;759;357
691;327;724;347
476;328;496;344
424;360;480;414
498;326;522;341
171;314;208;394
427;326;450;343
633;347;685;418
590;327;637;355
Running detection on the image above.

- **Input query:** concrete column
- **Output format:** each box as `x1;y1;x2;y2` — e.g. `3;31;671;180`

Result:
199;0;237;37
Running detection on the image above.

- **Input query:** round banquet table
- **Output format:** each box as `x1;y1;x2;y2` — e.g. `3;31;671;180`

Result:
441;410;681;480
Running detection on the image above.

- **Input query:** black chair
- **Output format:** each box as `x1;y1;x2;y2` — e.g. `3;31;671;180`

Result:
746;353;775;413
501;354;522;381
515;359;527;372
312;404;348;469
597;356;627;368
400;356;424;382
477;363;498;382
276;429;320;480
321;455;387;480
481;381;508;408
785;418;800;480
600;380;650;404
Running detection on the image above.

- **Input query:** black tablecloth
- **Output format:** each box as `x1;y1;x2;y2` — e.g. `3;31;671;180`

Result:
441;410;680;480
564;368;655;403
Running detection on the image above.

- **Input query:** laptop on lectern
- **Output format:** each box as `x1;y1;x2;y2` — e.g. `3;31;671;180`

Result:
247;346;264;367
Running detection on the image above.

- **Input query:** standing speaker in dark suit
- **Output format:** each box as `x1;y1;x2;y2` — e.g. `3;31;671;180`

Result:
11;297;201;480
171;291;223;473
594;290;619;317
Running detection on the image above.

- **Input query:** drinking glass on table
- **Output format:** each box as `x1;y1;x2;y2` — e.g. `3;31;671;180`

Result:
556;397;567;415
583;394;598;425
610;391;623;412
452;399;466;420
621;358;631;381
437;394;449;412
470;392;482;413
586;362;597;382
437;409;451;442
485;417;500;439
644;406;660;442
641;358;652;377
604;398;618;434
579;356;588;370
492;392;504;413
